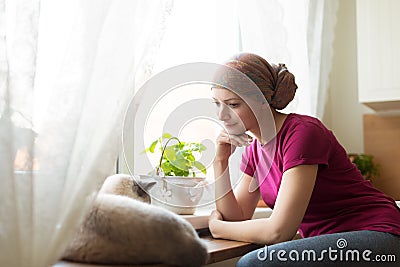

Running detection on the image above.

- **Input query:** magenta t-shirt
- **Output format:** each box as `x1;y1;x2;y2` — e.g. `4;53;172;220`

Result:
240;113;400;238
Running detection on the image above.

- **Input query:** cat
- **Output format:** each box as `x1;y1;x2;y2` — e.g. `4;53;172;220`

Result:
62;174;208;267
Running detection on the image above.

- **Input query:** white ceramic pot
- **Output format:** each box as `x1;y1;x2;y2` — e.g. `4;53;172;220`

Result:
136;175;205;215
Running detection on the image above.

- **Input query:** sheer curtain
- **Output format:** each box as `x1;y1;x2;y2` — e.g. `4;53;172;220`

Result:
238;0;312;115
0;0;172;266
238;0;339;118
307;0;339;118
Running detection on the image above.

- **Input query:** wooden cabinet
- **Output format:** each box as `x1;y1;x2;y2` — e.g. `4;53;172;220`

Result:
356;0;400;111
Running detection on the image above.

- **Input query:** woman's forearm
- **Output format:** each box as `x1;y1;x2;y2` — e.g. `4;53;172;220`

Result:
209;218;287;245
213;160;247;221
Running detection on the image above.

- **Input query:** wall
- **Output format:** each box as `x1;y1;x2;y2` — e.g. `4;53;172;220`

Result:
323;0;372;153
324;0;400;201
364;114;400;200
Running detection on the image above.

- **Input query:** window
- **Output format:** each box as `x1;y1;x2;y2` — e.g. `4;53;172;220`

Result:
120;0;311;209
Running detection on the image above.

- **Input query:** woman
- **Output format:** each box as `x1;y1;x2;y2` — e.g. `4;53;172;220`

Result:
208;53;400;266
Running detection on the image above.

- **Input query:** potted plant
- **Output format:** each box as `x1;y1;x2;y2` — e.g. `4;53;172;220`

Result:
140;133;207;214
349;153;380;183
148;133;207;177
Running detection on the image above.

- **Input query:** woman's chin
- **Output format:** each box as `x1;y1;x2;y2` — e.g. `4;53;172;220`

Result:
225;126;246;136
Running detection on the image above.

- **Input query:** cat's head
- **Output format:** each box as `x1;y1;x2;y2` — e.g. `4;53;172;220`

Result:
99;174;156;203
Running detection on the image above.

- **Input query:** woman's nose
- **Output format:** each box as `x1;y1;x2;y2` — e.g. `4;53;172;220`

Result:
217;104;231;121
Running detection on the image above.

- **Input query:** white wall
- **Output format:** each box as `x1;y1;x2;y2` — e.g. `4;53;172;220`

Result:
323;0;372;154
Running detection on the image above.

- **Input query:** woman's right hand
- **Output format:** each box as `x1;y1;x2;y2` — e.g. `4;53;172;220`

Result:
215;130;253;162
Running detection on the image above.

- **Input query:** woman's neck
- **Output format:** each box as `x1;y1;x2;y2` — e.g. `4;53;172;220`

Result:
252;110;288;145
273;110;289;134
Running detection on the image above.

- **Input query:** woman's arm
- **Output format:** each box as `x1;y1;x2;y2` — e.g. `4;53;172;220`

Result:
213;131;259;221
214;161;260;221
209;164;318;244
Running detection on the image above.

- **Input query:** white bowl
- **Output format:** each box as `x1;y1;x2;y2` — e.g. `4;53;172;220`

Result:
136;175;205;215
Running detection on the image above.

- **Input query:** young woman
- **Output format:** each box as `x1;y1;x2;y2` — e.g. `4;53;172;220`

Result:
208;53;400;266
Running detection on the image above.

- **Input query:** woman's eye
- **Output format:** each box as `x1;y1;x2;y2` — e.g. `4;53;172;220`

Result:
212;101;221;106
229;103;239;108
212;101;238;108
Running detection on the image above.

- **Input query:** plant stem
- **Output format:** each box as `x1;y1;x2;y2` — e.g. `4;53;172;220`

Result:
156;137;181;176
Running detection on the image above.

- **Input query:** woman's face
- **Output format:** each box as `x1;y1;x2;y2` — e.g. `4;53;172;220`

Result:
212;87;262;135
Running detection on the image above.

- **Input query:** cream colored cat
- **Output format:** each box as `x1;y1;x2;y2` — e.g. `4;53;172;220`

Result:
63;174;208;267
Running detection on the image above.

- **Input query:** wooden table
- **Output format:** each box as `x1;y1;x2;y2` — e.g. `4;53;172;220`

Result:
202;234;263;264
55;263;168;267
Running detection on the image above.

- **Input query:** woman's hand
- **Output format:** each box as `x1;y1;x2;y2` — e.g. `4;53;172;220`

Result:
215;130;253;162
209;209;223;221
208;210;223;239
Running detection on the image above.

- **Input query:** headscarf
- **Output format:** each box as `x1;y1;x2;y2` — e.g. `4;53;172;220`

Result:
214;53;298;110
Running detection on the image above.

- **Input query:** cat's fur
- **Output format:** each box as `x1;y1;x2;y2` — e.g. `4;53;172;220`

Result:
62;174;208;267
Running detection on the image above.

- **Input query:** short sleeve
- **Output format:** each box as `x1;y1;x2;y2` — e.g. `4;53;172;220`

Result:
282;121;331;172
240;143;256;177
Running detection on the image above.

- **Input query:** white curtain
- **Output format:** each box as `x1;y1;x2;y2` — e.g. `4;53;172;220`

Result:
238;0;312;116
0;0;172;266
238;0;339;118
307;0;339;118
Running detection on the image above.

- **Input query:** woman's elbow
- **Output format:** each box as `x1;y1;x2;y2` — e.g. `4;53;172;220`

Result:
273;230;297;244
257;227;297;245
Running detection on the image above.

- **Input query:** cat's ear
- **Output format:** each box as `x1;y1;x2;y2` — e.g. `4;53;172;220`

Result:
138;180;157;191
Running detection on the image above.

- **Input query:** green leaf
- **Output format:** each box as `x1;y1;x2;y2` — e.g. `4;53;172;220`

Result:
148;140;159;153
164;146;177;161
352;153;380;180
187;154;195;161
171;158;190;172
199;143;207;152
193;161;207;174
162;133;173;139
178;142;185;150
161;162;172;173
141;133;208;177
175;151;185;160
